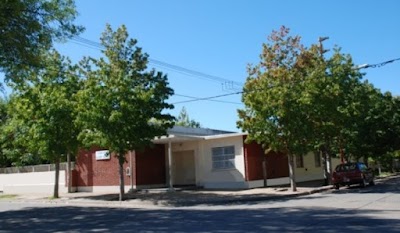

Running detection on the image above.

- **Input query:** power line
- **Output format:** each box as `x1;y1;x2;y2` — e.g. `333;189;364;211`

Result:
174;93;242;105
172;91;243;104
356;57;400;69
69;36;245;105
69;36;244;87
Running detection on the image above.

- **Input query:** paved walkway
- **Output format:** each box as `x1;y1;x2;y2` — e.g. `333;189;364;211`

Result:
2;180;333;208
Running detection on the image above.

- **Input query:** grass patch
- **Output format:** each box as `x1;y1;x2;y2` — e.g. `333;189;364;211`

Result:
0;194;17;199
378;172;396;178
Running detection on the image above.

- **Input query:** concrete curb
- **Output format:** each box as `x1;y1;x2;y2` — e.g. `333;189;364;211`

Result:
60;186;335;207
1;185;337;208
205;186;334;205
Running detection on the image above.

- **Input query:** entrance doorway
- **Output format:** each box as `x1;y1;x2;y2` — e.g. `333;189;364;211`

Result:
172;150;195;186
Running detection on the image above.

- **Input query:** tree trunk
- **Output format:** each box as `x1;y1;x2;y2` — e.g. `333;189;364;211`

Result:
53;156;60;198
322;146;332;185
118;154;125;201
262;156;267;187
288;152;297;192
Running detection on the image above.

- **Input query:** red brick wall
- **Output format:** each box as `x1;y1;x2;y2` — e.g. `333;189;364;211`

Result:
74;144;166;187
243;136;289;181
74;146;131;187
135;144;166;185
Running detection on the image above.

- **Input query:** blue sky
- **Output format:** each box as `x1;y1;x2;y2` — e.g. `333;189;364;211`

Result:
54;0;400;132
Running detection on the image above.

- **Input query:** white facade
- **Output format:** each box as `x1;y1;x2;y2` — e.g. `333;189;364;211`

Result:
162;131;341;189
166;134;248;189
295;152;341;183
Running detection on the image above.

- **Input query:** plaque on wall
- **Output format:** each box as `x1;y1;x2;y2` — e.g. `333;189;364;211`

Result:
95;150;110;160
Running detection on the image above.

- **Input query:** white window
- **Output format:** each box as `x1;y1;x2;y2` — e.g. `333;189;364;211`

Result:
212;146;235;170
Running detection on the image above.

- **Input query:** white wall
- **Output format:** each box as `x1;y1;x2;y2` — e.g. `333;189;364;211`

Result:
169;136;248;189
0;171;67;194
199;136;247;189
295;153;341;183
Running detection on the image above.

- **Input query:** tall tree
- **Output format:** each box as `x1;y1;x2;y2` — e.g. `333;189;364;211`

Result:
0;0;83;79
175;107;201;128
238;26;314;191
77;24;174;201
8;50;81;198
304;47;364;183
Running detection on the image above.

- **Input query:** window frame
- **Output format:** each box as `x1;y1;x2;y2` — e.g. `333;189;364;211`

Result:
296;154;304;168
211;145;236;170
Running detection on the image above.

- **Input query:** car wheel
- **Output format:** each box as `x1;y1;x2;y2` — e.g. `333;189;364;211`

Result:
369;180;375;186
334;184;340;190
360;178;367;188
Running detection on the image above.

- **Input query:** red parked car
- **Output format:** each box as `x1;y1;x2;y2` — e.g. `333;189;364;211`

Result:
332;162;375;190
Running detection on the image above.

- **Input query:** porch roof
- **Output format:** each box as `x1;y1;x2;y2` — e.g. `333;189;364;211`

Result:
153;132;247;144
153;134;205;144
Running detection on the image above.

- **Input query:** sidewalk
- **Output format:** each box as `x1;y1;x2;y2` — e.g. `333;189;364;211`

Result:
4;180;333;208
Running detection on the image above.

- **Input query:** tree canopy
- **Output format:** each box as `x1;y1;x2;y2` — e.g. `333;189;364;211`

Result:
237;26;400;190
0;0;83;78
77;24;174;201
6;50;81;197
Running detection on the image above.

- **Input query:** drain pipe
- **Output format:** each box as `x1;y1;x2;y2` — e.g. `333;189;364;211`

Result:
130;150;134;191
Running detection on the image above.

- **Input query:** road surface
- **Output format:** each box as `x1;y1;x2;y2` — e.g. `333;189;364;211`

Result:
0;176;399;232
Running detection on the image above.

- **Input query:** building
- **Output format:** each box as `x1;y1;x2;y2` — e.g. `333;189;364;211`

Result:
72;126;338;192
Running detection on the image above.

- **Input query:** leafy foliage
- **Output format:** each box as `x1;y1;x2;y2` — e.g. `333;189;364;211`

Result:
238;26;400;189
0;0;83;78
238;26;314;191
175;107;201;128
6;50;81;197
77;24;174;201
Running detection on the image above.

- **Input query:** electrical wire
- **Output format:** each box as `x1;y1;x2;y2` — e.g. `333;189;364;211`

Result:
69;36;246;105
174;93;242;105
356;58;400;69
172;91;243;104
69;36;244;87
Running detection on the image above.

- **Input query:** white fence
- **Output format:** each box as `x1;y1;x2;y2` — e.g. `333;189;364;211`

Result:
0;163;72;174
0;163;73;194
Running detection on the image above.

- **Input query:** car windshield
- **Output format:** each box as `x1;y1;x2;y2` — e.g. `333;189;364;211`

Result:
358;163;368;171
335;163;357;172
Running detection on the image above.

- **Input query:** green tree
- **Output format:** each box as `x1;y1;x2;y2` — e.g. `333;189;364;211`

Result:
77;24;174;201
238;26;314;191
0;0;83;78
0;97;12;168
304;47;364;183
347;88;400;165
175;107;201;128
7;50;81;198
0;101;48;168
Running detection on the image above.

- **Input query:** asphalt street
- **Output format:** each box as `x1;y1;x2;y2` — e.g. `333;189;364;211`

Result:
0;176;399;233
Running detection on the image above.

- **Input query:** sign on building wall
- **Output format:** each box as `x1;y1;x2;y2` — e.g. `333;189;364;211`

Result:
95;150;110;160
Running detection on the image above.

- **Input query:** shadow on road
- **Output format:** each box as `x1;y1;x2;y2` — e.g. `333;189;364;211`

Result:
331;175;400;195
69;180;328;207
1;204;399;232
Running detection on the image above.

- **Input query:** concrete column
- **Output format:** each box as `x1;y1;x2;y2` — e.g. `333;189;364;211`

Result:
168;140;174;191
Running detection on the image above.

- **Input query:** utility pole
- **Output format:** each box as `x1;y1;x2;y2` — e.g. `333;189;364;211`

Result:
318;37;329;57
318;36;333;185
